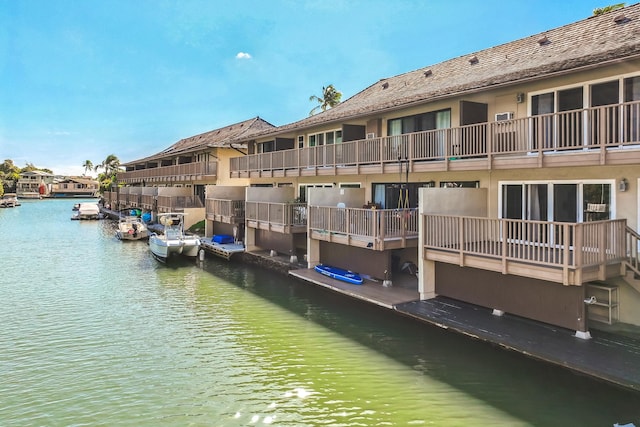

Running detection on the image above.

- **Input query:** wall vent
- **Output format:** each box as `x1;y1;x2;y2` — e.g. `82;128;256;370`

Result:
366;132;376;139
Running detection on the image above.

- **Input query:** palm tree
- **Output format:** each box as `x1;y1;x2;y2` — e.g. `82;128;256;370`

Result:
95;154;121;193
309;84;342;116
82;160;93;176
593;3;625;15
95;154;121;177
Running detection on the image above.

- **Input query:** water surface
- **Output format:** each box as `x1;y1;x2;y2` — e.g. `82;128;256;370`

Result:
1;199;639;426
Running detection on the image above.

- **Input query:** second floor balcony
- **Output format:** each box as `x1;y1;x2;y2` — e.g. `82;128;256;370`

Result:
230;102;640;177
119;161;217;184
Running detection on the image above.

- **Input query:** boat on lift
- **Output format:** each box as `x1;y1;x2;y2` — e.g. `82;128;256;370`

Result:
148;213;200;262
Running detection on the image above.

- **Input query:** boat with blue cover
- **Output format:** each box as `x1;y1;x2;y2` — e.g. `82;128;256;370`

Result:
314;264;363;285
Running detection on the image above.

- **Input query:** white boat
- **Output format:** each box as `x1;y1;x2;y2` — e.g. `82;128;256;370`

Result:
148;213;200;262
0;193;20;208
115;215;149;241
71;203;101;220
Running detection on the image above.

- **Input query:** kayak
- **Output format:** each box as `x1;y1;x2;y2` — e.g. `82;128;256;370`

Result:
314;264;363;285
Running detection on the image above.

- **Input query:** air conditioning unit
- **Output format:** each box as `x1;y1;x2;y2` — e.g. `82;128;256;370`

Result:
495;112;514;121
366;132;376;139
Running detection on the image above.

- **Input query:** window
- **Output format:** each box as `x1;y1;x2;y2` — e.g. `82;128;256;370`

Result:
258;141;274;153
500;181;613;223
297;136;304;149
372;182;433;209
388;109;451;136
308;130;342;147
530;74;640;147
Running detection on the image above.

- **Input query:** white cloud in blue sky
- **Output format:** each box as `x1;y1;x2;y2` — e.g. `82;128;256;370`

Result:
0;0;607;175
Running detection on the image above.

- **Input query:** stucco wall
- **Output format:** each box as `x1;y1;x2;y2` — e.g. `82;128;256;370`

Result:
246;186;294;203
420;187;488;216
206;185;246;200
308;187;366;207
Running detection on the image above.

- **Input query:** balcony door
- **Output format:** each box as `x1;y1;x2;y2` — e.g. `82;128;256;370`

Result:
502;182;612;222
531;87;583;150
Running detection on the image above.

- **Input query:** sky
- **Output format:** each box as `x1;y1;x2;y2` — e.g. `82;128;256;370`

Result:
0;0;610;176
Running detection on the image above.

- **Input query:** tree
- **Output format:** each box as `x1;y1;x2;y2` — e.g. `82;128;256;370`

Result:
82;160;94;176
95;154;121;177
95;154;122;193
309;84;342;116
0;159;20;182
593;3;625;15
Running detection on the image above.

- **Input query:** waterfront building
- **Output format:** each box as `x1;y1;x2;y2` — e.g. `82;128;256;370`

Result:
111;117;274;229
218;5;640;337
50;176;100;198
16;170;55;199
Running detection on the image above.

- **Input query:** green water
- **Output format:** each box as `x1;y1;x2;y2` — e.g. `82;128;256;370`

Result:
1;199;639;426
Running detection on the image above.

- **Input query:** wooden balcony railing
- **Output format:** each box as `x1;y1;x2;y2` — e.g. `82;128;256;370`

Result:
308;206;419;250
245;201;307;233
422;214;627;286
205;199;245;223
118;161;217;183
230;101;640;174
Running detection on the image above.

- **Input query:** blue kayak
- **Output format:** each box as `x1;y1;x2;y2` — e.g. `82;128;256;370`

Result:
314;264;363;285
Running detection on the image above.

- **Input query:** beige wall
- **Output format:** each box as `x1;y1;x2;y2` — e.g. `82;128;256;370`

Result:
157;187;192;196
216;148;250;186
420;188;488;216
246;186;294;203
183;207;205;231
308;187;366;207
205;185;246;200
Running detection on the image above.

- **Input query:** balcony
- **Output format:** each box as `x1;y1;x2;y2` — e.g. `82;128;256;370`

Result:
119;161;217;184
205;198;245;224
230;101;640;177
245;201;307;234
309;206;418;251
422;214;627;286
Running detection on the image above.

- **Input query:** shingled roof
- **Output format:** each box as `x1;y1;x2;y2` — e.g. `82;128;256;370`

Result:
242;4;640;139
124;116;275;165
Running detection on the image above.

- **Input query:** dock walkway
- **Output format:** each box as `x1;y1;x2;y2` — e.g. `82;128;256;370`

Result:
396;297;640;392
287;265;640;392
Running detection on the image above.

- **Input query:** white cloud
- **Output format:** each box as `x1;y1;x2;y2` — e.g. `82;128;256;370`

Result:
235;52;252;59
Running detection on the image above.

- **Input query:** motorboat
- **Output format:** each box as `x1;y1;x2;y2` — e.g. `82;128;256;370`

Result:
71;202;101;220
116;215;149;241
148;213;200;262
0;193;20;208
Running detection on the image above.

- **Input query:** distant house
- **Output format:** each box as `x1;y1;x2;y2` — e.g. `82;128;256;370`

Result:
16;170;56;199
50;177;99;198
